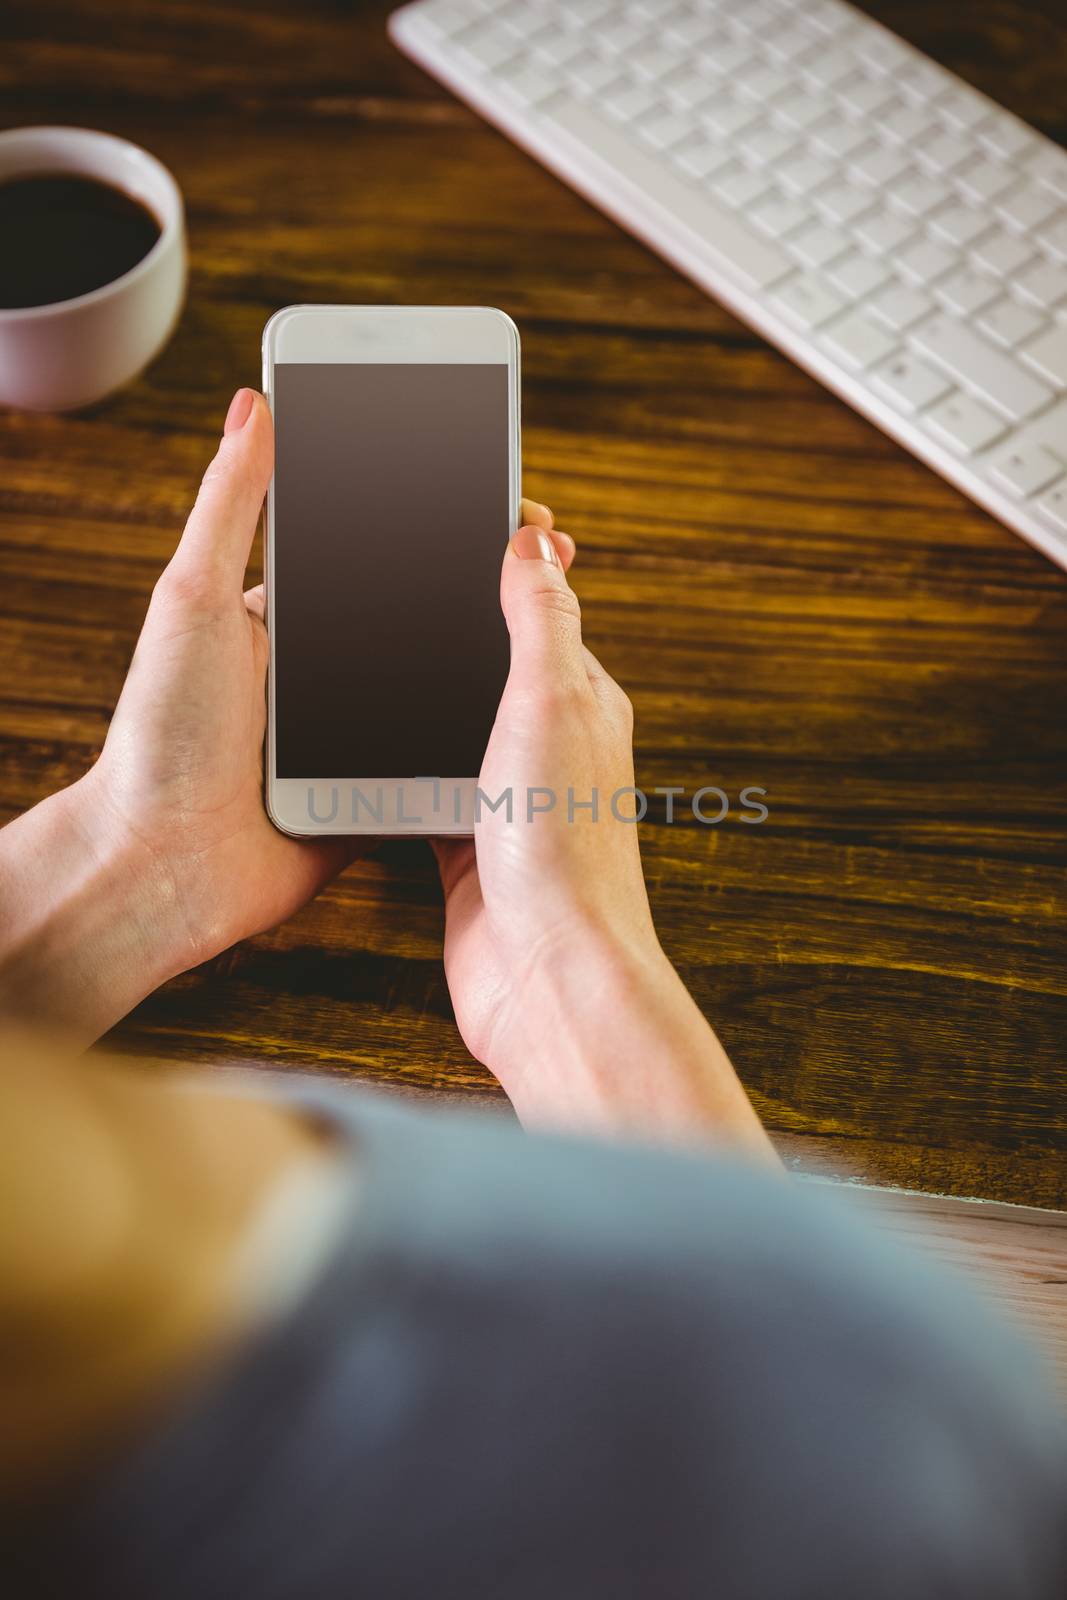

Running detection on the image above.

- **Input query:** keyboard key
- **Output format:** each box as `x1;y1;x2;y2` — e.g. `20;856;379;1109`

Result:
810;118;870;162
851;146;909;188
664;14;717;51
497;62;557;106
869;281;934;333
978;112;1036;162
923;392;1007;454
750;195;809;237
934;268;1001;317
854;31;913;76
764;23;821;64
826;252;892;300
814;181;875;225
877;102;936;146
532;30;587;68
726;0;779;35
597;17;646;55
838;77;896;120
896;237;955;285
712;164;772;208
419;1;480;38
897;58;955;106
1035;483;1067;535
1013;258;1067;312
773;90;827;130
989;442;1063;498
804;1;861;38
977;299;1043;349
699;97;761;139
801;48;856;91
821;308;898;369
630;49;685;83
1038;215;1067;263
772;273;846;329
544;98;793;291
737;125;795;166
778;154;833;195
640;113;696;152
1026;143;1067;202
737;64;792;104
853;209;914;254
697;37;752;77
1025;398;1067;457
453;22;517;71
555;0;611;22
970;230;1033;277
917;130;972;174
871;352;952;412
1019;324;1067;387
566;55;619;97
996;183;1060;234
604;82;657;122
787;221;851;268
928;204;990;249
672;140;731;181
910;316;1053;421
955;159;1013;204
497;3;550;39
937;85;993;132
889;171;950;218
663;72;715;112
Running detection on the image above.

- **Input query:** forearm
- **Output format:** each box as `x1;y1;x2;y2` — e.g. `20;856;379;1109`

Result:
0;773;191;1047
493;930;778;1163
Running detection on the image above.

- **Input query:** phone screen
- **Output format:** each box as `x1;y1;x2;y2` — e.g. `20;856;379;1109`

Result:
272;361;510;778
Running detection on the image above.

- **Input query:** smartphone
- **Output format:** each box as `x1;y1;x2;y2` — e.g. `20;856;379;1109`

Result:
262;305;520;836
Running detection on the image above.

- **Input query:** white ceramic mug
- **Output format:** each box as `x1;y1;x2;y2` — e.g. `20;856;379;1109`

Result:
0;126;187;411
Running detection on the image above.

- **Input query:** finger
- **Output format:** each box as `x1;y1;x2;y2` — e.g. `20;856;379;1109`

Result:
430;836;477;898
551;529;576;571
519;497;554;531
169;389;273;591
244;582;265;620
500;524;586;689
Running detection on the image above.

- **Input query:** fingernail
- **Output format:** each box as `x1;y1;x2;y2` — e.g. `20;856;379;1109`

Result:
511;525;559;565
224;388;255;434
537;502;553;521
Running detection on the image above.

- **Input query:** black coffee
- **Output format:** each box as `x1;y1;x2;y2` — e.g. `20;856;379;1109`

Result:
0;173;162;310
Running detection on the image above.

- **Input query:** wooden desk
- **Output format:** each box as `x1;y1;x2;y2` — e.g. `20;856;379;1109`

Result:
2;0;1065;1207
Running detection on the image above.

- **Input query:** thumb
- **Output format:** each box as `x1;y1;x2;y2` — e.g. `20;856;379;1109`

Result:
169;388;274;590
500;524;586;687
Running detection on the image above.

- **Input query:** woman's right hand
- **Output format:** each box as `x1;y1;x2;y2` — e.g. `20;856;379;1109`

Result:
434;511;775;1158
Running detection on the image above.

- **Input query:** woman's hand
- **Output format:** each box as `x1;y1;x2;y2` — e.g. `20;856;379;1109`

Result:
84;388;361;960
435;512;775;1157
0;390;359;1043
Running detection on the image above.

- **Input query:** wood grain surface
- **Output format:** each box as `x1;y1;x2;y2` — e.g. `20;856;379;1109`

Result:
2;0;1066;1207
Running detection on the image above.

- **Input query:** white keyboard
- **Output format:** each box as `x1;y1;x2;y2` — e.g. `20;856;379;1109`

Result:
390;0;1067;571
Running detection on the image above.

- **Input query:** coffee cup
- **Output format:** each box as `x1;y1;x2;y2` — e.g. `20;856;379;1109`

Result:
0;126;187;411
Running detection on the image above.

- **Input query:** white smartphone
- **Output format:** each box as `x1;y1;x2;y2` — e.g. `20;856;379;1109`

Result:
262;304;520;837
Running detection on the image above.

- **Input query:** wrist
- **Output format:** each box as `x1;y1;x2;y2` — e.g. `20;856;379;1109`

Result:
492;920;774;1157
0;772;195;1045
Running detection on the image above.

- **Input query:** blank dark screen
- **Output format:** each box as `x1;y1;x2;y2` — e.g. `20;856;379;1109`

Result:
273;362;510;777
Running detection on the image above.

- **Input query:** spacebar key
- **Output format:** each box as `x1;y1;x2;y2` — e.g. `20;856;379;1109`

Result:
541;98;792;292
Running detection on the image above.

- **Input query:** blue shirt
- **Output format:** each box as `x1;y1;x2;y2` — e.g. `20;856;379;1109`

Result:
11;1086;1067;1598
